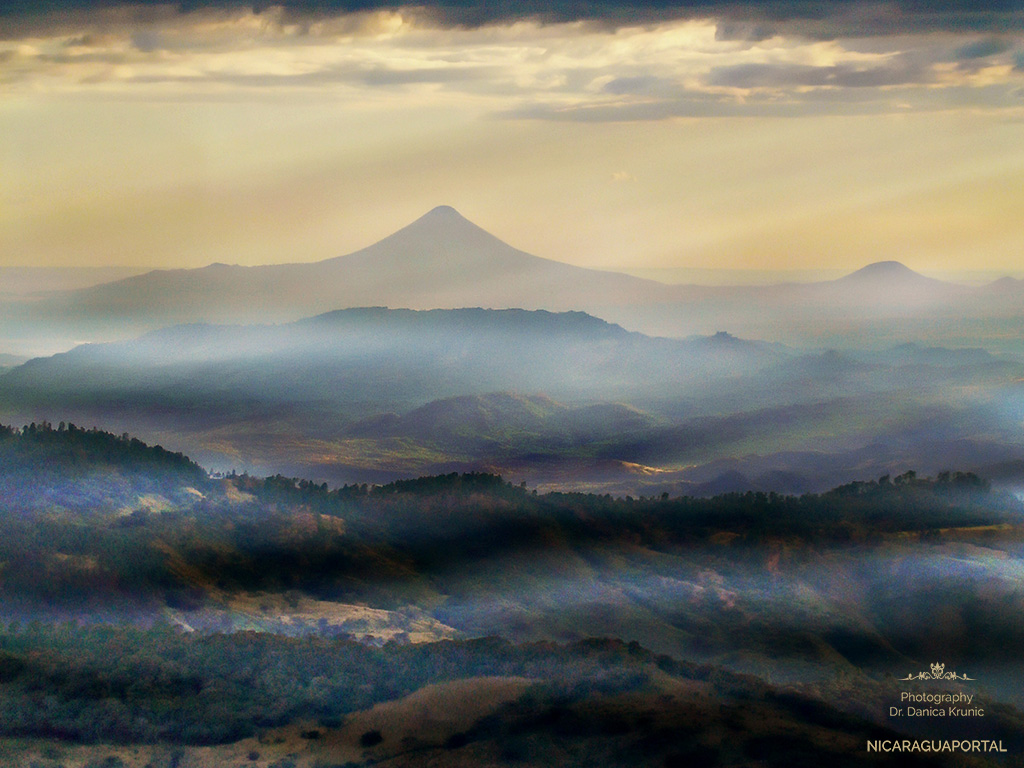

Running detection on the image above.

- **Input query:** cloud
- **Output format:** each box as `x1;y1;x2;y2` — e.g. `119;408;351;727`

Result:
706;59;930;89
504;95;844;121
504;77;1024;121
714;20;777;42
602;75;674;95
2;1;1023;121
3;1;1024;38
152;62;496;88
955;37;1011;60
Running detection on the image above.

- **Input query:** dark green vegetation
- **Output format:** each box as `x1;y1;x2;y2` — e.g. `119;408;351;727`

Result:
0;629;880;745
0;627;668;744
2;627;1020;767
0;421;205;511
1;423;1022;672
2;424;1024;764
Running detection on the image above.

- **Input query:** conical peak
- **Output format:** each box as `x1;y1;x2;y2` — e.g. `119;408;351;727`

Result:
835;260;945;287
425;205;461;217
325;203;530;274
388;205;499;247
846;261;918;279
413;205;472;226
399;205;483;235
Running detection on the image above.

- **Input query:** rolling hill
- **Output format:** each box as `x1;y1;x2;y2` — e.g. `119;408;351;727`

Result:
2;306;1023;492
0;307;784;421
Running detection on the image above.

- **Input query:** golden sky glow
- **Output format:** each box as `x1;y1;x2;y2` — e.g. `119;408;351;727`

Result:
2;5;1024;275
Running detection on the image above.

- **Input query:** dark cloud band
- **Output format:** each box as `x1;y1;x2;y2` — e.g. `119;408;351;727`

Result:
3;0;1023;35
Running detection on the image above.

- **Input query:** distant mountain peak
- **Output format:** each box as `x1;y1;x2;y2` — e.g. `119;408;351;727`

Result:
988;275;1021;291
424;204;463;218
832;261;955;295
404;205;478;232
370;204;499;252
841;261;921;281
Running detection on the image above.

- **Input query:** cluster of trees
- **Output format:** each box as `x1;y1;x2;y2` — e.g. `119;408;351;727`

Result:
0;422;201;477
0;421;206;513
0;471;1009;609
0;425;1020;763
0;422;1016;613
0;623;1013;766
0;624;705;745
0;424;1020;691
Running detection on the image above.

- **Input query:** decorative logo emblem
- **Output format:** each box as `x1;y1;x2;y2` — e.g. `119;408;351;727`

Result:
899;662;973;681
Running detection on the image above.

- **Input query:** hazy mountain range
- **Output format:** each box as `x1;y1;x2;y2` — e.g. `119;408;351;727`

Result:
4;205;1024;355
3;305;1022;493
3;205;1024;493
0;307;782;414
3;203;1024;765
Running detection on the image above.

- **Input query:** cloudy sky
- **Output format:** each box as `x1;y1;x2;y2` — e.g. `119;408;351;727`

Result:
2;1;1024;278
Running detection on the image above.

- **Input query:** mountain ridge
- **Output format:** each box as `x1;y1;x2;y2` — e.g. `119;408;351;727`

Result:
48;204;956;301
7;206;1024;354
28;206;674;339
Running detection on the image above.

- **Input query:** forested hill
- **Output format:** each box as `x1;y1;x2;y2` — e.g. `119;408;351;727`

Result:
0;424;1022;729
0;421;207;510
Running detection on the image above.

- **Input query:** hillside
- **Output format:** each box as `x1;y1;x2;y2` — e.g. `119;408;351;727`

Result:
0;421;206;511
0;424;1020;762
0;629;1007;767
0;306;782;429
346;393;655;448
0;423;1015;683
0;353;26;372
3;307;1024;492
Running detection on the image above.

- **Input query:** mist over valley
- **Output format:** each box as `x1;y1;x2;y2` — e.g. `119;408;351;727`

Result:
3;208;1024;497
7;0;1024;760
2;207;1024;766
